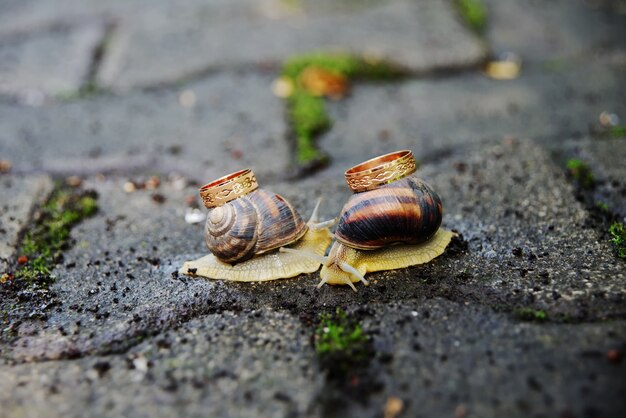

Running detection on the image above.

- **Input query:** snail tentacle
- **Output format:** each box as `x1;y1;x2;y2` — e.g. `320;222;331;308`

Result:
309;218;338;231
307;198;338;231
316;277;329;289
308;198;322;223
341;275;358;292
338;261;369;286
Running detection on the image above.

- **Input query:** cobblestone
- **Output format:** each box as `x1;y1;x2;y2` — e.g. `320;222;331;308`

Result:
1;0;625;417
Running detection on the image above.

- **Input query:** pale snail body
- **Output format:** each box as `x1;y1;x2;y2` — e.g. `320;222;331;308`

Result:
205;189;307;264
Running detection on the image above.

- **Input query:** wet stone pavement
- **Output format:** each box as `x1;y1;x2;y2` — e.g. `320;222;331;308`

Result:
1;1;626;417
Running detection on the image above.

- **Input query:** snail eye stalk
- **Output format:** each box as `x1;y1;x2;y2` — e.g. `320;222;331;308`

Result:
338;262;369;287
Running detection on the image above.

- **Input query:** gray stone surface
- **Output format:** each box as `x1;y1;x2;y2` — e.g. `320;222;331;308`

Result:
2;300;624;418
0;310;322;418
319;54;626;169
98;0;487;90
0;175;53;273
4;140;624;362
485;0;626;61
0;20;106;96
0;73;289;181
1;0;626;417
0;0;488;90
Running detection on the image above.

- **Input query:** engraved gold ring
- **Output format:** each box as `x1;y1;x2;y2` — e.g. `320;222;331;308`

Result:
344;150;417;193
199;169;258;208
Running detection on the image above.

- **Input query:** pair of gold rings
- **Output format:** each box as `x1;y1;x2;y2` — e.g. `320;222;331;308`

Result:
199;150;417;208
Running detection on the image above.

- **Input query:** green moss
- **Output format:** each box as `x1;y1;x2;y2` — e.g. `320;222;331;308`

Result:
455;0;487;34
566;158;594;189
314;309;371;377
595;201;610;212
609;125;626;138
514;308;548;322
56;83;107;102
14;186;99;286
609;222;626;259
288;91;330;164
282;52;404;82
280;52;405;167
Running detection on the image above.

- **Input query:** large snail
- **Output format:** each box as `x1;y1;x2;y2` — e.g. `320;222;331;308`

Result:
282;150;454;290
180;169;333;281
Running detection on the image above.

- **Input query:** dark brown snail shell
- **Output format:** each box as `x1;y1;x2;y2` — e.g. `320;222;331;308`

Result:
335;175;442;251
205;189;307;264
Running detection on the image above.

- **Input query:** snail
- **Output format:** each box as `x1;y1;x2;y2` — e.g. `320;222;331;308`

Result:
281;151;455;290
179;169;334;281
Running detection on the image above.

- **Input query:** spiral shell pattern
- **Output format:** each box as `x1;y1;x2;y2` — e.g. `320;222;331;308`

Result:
205;189;307;264
335;176;442;250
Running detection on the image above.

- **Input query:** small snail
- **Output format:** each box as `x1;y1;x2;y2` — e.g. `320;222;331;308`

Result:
180;169;333;281
282;151;454;290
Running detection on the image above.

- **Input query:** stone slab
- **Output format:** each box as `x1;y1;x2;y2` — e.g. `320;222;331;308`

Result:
335;299;626;418
484;0;626;62
98;0;487;89
0;175;53;273
0;72;289;181
559;137;626;221
0;21;106;96
0;309;323;418
1;301;623;418
319;54;626;169
4;139;625;365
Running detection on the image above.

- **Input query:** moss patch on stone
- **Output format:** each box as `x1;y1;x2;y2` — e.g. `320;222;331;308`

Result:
514;308;548;322
609;222;626;259
566;158;595;189
314;308;371;377
14;186;98;286
609;125;626;138
280;52;406;171
455;0;487;34
1;184;98;336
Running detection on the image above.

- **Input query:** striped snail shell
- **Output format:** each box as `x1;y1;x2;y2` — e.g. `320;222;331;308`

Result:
335;175;443;251
205;189;307;264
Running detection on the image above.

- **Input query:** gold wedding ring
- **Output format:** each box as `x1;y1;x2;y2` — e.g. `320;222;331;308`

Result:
344;150;417;193
199;169;258;208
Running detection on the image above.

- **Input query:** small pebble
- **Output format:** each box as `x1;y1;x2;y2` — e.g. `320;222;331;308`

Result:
0;159;13;173
17;255;28;265
179;89;197;108
132;355;149;372
455;404;468;418
484;52;521;80
185;208;205;224
65;176;82;187
607;349;622;364
599;111;619;127
384;397;404;418
151;193;166;204
145;176;160;190
123;182;136;193
271;77;294;98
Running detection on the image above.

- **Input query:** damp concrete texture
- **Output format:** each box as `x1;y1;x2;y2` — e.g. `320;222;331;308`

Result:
1;1;625;418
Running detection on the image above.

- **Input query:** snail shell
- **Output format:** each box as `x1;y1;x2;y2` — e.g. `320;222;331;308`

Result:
205;189;307;264
335;175;442;250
